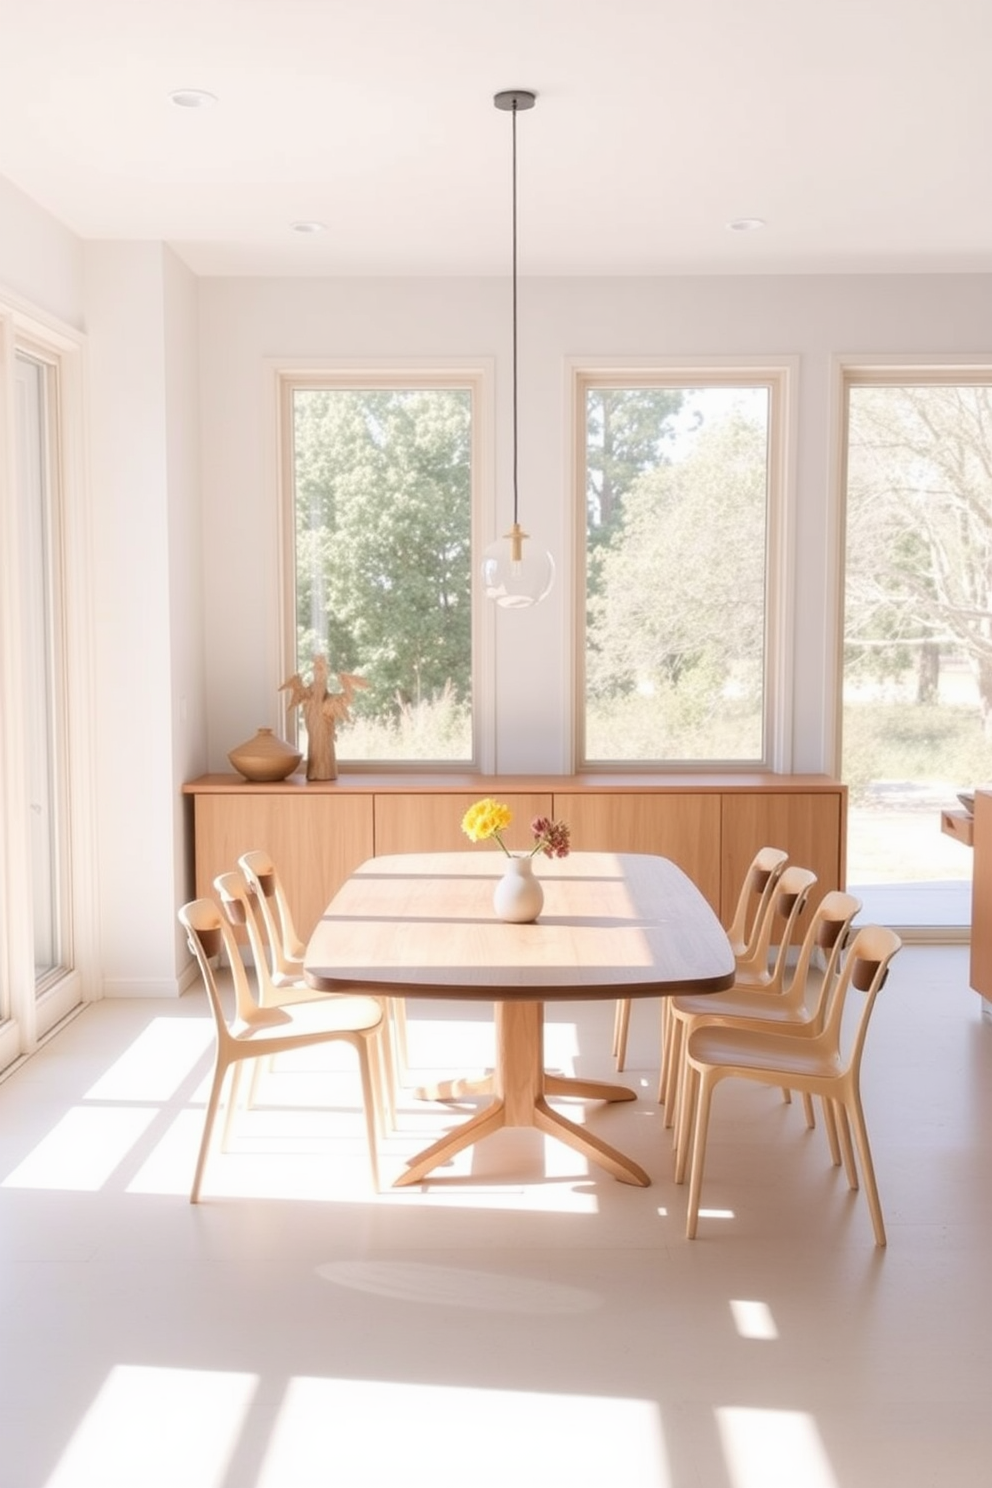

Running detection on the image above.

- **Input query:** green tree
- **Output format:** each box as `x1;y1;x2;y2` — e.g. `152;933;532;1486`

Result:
587;409;767;754
585;387;685;548
292;387;472;722
846;384;992;730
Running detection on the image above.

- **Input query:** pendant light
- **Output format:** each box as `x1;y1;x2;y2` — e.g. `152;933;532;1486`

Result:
482;89;555;609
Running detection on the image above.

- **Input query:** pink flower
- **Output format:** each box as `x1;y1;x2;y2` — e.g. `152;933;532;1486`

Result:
530;816;571;859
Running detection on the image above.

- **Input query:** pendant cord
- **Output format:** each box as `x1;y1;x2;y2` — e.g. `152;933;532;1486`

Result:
511;98;519;530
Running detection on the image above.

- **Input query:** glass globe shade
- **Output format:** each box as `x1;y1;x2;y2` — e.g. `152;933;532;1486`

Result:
482;530;555;609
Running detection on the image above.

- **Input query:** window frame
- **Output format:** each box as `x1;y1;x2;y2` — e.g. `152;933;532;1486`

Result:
570;358;796;773
275;362;495;773
827;354;992;778
0;296;94;1073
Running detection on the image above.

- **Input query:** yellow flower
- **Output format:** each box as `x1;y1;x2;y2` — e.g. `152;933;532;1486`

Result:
461;797;513;851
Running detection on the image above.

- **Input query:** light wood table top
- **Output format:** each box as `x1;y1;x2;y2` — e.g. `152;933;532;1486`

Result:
305;851;735;1187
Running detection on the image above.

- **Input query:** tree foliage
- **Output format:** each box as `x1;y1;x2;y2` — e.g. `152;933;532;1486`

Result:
293;388;472;726
585;386;685;548
586;406;768;759
845;384;992;727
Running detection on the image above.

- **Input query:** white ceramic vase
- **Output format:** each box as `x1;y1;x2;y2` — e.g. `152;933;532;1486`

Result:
493;854;544;923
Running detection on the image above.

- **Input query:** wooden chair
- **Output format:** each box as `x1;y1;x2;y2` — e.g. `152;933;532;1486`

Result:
680;923;902;1245
214;868;395;1129
660;864;818;1119
612;845;788;1072
726;845;791;963
236;848;307;984
238;847;409;1090
179;898;384;1201
672;889;862;1172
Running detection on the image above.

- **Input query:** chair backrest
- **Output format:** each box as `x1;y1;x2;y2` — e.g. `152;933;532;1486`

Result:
238;849;305;977
214;870;293;1009
779;889;861;1019
818;923;902;1071
179;898;257;1039
726;846;789;959
738;864;817;986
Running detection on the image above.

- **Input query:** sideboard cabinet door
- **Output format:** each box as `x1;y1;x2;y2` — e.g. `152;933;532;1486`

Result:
194;792;374;940
556;793;722;913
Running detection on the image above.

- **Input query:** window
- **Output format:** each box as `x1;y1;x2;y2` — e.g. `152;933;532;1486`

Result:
575;367;790;768
279;373;483;765
840;370;992;926
0;309;87;1074
15;352;69;987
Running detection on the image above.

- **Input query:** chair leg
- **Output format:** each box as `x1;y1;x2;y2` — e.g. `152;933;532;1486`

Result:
389;997;409;1082
657;1001;673;1104
685;1072;715;1239
664;1019;686;1132
674;1061;698;1184
191;1057;232;1203
846;1092;886;1247
614;997;631;1071
801;1092;816;1129
821;1097;841;1166
835;1102;860;1190
354;1036;381;1193
221;1061;247;1151
374;1011;397;1132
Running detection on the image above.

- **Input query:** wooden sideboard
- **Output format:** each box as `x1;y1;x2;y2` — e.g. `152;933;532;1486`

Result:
968;790;992;1002
182;772;847;943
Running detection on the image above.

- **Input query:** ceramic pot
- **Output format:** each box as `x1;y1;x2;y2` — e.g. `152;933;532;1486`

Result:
228;727;302;782
492;854;544;923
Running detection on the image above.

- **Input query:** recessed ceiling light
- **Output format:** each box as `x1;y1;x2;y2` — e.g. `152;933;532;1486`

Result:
169;89;218;109
727;217;766;232
290;221;327;235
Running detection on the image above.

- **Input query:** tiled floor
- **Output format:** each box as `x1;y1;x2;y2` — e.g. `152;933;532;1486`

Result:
1;944;990;1488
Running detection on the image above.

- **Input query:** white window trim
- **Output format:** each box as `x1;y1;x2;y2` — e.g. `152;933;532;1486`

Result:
826;353;992;779
567;356;798;773
0;287;97;1069
268;359;496;773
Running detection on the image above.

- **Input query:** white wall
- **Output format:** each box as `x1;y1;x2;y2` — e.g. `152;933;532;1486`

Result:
84;242;206;994
0;175;84;329
198;272;992;775
164;248;208;973
4;199;992;998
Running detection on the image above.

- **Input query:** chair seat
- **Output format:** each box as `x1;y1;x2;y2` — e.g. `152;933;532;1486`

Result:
686;1024;844;1083
234;993;384;1041
671;985;818;1028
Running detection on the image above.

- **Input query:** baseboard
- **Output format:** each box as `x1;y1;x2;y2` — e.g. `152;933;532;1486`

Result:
102;964;199;999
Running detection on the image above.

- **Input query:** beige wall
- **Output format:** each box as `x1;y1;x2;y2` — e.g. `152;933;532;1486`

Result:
5;174;992;993
197;271;992;777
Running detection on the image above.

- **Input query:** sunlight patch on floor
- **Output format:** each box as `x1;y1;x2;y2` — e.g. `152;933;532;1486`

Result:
260;1378;668;1488
2;1106;159;1190
716;1406;837;1488
729;1300;779;1341
83;1019;214;1102
43;1365;257;1488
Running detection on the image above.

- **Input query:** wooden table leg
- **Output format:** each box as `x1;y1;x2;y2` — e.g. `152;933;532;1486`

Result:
395;1001;649;1188
415;1073;494;1101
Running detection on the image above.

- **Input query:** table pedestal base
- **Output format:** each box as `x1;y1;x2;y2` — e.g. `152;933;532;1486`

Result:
395;1001;650;1188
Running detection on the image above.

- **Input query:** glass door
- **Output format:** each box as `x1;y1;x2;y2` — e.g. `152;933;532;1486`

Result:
841;377;992;931
0;339;77;1074
15;352;69;991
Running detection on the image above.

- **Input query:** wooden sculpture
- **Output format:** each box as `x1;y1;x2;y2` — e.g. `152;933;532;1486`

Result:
280;655;367;781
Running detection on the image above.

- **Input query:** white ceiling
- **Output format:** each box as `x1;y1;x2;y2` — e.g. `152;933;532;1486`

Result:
2;0;991;279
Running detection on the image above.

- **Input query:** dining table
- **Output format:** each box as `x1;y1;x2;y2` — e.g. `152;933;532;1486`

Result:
304;850;735;1188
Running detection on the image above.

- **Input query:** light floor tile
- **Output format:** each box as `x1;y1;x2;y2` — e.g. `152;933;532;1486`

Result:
0;944;989;1487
